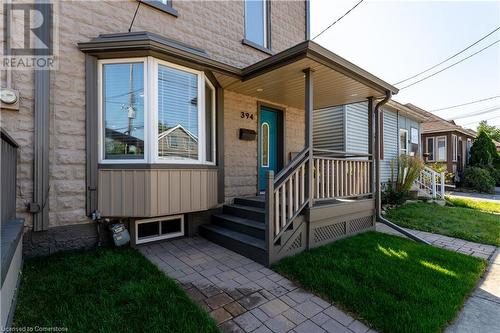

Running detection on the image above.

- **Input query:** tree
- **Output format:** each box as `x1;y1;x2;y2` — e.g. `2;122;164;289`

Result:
469;131;498;167
477;120;500;142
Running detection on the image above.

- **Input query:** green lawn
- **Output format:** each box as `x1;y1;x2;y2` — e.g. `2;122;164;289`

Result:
14;248;218;333
446;196;500;214
386;202;500;246
273;232;486;333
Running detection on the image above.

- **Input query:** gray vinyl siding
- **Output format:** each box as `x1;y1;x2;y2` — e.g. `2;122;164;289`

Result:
381;109;398;183
313;106;344;151
345;102;369;154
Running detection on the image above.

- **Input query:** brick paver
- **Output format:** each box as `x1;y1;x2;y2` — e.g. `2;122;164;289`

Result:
376;223;497;260
139;237;372;333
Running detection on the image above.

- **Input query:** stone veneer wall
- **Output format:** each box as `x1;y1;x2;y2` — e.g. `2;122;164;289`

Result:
224;91;305;202
0;0;306;237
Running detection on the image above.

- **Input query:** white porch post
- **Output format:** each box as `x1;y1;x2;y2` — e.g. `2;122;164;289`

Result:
304;68;314;208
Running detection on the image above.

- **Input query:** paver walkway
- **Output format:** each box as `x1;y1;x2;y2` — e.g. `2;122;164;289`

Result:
139;237;374;333
376;222;497;260
446;248;500;333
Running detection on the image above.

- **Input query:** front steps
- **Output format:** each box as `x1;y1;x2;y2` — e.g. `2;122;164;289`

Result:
199;196;268;265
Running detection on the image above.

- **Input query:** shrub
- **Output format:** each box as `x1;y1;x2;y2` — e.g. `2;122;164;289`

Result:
382;183;408;205
427;162;454;183
489;167;500;187
390;155;424;193
470;132;498;167
460;167;495;193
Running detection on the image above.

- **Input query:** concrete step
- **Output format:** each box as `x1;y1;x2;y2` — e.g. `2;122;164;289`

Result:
199;224;267;265
212;213;265;239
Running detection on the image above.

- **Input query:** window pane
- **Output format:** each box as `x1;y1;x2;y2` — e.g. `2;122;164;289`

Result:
427;138;434;160
438;138;446;161
138;222;159;239
261;122;269;166
103;63;144;160
161;219;182;234
399;130;407;155
157;65;199;160
245;0;266;47
205;83;214;163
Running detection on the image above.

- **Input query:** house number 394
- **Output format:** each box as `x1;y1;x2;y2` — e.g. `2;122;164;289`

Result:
241;112;254;120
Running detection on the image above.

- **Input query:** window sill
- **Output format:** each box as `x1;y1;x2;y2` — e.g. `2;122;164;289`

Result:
140;0;179;17
98;163;218;170
241;39;273;56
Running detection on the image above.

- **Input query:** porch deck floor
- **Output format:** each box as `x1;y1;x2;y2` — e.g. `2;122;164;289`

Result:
139;237;373;333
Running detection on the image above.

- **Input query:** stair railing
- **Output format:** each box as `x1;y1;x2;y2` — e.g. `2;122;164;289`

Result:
265;148;310;247
414;166;445;199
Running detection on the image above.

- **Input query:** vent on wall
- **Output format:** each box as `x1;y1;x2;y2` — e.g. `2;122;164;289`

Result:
135;215;184;244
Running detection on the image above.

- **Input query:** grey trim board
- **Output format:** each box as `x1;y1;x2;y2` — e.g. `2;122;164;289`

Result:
98;163;219;170
86;55;98;216
32;0;51;231
217;87;225;203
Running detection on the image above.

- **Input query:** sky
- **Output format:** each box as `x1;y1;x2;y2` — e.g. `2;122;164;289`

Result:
311;0;500;130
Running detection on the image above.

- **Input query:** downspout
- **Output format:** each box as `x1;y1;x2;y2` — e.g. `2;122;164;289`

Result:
375;92;430;245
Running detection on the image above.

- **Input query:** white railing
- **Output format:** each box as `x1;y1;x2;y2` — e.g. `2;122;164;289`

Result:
266;149;310;241
414;166;445;199
313;157;372;200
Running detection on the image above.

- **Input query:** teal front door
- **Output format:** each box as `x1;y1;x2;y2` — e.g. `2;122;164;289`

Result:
259;107;279;191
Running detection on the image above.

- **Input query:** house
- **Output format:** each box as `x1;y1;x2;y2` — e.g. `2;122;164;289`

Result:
2;0;400;267
405;104;476;176
313;100;427;185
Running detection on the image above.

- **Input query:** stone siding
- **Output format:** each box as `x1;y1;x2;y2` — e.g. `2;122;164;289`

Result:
223;91;305;202
1;0;306;233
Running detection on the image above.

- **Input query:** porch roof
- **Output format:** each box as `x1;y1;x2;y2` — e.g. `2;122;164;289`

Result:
78;32;398;109
215;41;398;109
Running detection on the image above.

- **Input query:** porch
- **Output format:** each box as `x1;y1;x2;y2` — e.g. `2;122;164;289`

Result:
201;41;398;265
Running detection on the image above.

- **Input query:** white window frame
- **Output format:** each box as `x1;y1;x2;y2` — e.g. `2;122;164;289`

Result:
244;0;269;48
452;134;458;162
427;137;435;161
399;129;408;155
436;136;447;162
135;215;184;245
205;79;217;165
98;57;216;165
98;58;149;164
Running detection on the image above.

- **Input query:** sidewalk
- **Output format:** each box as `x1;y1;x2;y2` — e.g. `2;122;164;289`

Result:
446;249;500;333
376;222;497;260
139;237;374;333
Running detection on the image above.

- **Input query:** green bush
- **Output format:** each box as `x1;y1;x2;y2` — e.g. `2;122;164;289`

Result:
460;167;495;193
470;132;498;167
382;183;408;205
489;168;500;187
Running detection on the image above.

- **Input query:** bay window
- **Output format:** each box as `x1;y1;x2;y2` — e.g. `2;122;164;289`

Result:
99;57;216;165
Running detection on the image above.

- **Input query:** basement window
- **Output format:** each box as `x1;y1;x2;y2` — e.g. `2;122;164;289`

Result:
135;215;184;244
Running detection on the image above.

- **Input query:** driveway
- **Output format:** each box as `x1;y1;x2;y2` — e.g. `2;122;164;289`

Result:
448;187;500;202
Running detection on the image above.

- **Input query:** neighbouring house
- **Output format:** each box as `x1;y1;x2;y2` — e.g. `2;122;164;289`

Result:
313;100;427;185
405;104;476;177
1;0;402;271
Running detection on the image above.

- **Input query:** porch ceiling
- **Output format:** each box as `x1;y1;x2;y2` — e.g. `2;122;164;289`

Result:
214;41;398;110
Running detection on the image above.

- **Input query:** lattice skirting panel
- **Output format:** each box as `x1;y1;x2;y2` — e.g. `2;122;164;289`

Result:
269;218;307;264
310;214;374;249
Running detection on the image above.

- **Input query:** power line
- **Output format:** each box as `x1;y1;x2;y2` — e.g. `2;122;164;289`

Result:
462;115;500;126
399;39;500;90
448;105;500;120
430;95;500;112
394;26;500;85
312;0;364;40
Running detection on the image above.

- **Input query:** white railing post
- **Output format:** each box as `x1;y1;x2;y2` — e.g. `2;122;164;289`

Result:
431;171;437;199
440;171;445;198
265;170;274;263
